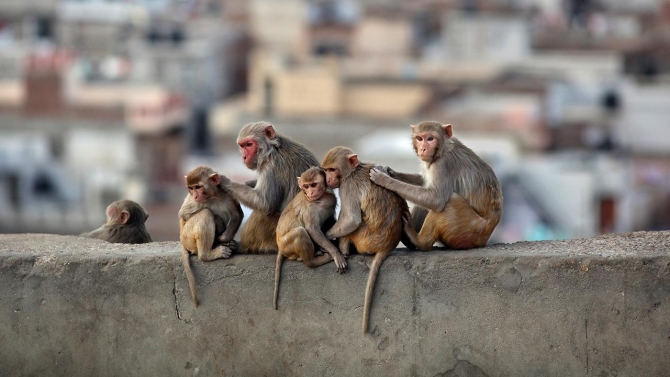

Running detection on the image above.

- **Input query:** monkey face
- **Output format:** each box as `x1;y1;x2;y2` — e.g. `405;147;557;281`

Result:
188;184;209;204
413;132;440;162
237;137;258;169
323;168;341;189
301;177;326;201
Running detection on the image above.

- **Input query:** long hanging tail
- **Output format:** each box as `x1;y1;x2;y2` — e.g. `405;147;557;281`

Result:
273;252;284;310
362;252;388;334
181;247;199;307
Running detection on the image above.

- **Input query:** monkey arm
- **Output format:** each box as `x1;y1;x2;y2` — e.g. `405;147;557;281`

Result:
391;171;424;186
370;168;446;212
306;225;340;256
244;179;257;188
223;180;278;215
325;198;362;239
220;202;244;242
374;166;423;186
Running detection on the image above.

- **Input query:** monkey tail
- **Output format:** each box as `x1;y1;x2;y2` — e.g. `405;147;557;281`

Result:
273;252;284;310
181;246;199;307
362;251;388;334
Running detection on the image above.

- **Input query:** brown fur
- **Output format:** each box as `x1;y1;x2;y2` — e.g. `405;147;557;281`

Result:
220;121;320;254
179;166;244;307
80;200;152;244
370;121;503;250
322;146;408;333
273;167;347;309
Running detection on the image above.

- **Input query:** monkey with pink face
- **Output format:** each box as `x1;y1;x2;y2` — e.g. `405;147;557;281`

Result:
219;121;320;254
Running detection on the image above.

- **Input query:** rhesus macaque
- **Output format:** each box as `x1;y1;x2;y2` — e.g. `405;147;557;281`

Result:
321;146;408;334
369;121;503;250
179;166;244;307
80;199;152;244
219;121;320;254
273;167;347;310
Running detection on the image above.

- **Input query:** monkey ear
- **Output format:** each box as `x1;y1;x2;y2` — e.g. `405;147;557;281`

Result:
184;175;188;182
264;125;276;139
347;154;359;169
119;210;130;225
443;124;453;138
209;173;221;186
410;124;415;131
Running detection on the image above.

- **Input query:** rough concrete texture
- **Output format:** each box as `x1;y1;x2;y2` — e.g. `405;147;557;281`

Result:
0;232;669;377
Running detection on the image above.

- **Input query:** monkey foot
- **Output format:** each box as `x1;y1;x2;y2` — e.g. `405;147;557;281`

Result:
215;245;233;259
315;248;326;257
333;254;347;274
219;239;238;252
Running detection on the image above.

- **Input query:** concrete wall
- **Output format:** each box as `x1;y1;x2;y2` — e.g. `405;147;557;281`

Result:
1;231;669;377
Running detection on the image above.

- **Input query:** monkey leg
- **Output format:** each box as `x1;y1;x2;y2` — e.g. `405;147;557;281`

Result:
182;210;232;261
279;228;333;268
410;193;490;250
239;211;279;254
410;206;429;232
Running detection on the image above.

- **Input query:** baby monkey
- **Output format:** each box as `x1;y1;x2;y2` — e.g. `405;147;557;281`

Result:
179;166;244;307
274;166;347;309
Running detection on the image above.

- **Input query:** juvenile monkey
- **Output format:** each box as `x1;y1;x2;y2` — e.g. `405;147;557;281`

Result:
179;166;244;307
321;146;408;333
80;199;152;244
273;167;347;310
369;121;503;250
219;121;320;254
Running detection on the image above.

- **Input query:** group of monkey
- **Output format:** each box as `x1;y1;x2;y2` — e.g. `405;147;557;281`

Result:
81;120;503;334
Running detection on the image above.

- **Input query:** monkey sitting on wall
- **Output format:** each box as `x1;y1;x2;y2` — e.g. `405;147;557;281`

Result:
321;146;408;334
273;167;347;310
179;166;244;307
80;199;152;244
370;121;503;250
219;121;320;254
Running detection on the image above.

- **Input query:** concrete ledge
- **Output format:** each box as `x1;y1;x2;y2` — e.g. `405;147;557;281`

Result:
1;232;669;377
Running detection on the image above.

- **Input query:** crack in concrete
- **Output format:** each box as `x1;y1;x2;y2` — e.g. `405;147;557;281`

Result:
171;260;191;325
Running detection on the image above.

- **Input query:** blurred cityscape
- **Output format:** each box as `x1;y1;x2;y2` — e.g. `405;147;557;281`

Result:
1;0;669;243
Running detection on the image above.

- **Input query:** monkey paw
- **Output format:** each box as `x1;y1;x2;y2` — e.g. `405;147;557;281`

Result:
333;253;347;274
220;239;238;252
215;245;233;259
218;174;231;186
369;168;389;185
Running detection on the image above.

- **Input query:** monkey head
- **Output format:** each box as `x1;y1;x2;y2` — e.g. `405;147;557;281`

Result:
185;166;221;204
106;200;149;226
298;167;327;202
236;121;277;170
411;121;452;163
321;146;359;189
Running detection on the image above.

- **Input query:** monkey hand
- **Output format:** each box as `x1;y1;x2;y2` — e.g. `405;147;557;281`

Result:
373;165;395;177
369;167;391;186
332;252;347;274
220;239;238;252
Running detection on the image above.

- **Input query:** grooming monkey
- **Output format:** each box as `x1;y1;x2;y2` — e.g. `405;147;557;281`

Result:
179;166;244;307
321;146;408;333
274;167;347;310
80;199;152;244
219;121;320;254
370;121;502;250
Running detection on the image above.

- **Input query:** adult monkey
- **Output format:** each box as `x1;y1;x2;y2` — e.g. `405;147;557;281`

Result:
369;121;503;250
220;121;320;254
80;199;152;244
321;146;408;333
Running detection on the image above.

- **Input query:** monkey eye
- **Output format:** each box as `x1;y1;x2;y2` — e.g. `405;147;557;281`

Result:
303;184;309;189
310;183;318;188
416;136;423;142
427;136;435;142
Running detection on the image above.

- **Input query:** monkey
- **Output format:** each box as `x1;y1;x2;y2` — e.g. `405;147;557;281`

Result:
273;167;347;310
369;121;503;250
219;121;320;254
179;166;244;307
321;146;408;334
80;199;152;244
